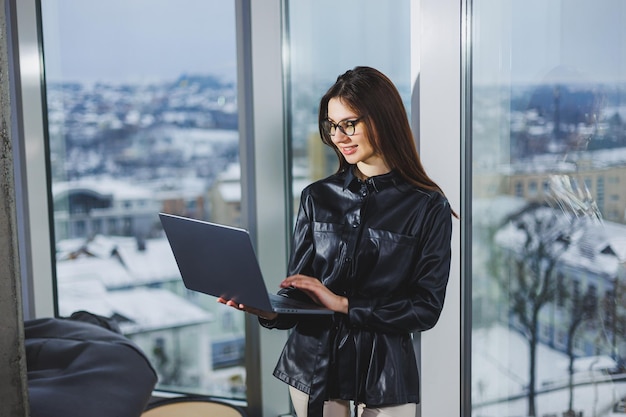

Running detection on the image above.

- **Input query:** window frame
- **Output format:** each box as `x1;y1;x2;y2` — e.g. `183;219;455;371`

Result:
14;0;56;320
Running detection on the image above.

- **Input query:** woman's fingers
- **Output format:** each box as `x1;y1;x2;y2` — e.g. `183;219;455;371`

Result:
216;297;278;320
281;274;322;289
280;274;347;313
217;297;242;309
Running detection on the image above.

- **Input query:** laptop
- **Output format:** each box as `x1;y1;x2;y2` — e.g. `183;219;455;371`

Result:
159;213;333;315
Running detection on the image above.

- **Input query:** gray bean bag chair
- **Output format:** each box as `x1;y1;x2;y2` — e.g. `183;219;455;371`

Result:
25;312;157;417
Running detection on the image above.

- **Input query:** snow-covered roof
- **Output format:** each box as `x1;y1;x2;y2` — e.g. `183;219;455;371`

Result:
56;235;181;288
165;127;238;160
107;288;213;333
217;181;241;203
52;177;153;201
217;163;241;181
115;238;182;283
152;176;209;199
560;220;626;274
58;282;213;334
495;205;626;276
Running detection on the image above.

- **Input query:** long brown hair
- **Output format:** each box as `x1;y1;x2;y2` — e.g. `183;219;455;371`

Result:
318;66;458;218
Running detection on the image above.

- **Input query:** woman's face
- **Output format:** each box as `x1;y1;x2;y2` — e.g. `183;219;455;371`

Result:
326;97;388;176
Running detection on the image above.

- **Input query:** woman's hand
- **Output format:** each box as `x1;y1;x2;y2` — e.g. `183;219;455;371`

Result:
216;297;278;321
280;274;348;314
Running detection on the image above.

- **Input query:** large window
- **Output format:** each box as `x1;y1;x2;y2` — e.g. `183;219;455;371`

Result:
285;0;411;221
41;0;246;398
471;1;626;416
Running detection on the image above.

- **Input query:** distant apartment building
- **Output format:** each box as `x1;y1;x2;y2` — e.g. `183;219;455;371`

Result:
474;149;626;224
208;161;312;227
306;130;336;182
209;163;242;227
53;175;213;241
52;178;159;241
155;176;209;220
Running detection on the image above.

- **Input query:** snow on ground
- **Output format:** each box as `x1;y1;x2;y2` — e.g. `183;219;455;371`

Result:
472;324;626;417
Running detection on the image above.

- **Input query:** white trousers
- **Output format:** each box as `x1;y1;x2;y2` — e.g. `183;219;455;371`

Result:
289;386;417;417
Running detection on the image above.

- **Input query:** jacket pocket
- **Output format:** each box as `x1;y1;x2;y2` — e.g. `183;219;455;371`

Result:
311;222;344;278
356;228;418;294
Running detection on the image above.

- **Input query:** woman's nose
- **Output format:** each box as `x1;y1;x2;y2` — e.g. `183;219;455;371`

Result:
331;129;349;143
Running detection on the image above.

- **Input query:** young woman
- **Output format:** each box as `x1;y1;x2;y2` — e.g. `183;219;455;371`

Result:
219;66;454;417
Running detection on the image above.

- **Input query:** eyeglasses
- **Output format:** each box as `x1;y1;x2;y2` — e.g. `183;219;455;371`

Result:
323;117;364;136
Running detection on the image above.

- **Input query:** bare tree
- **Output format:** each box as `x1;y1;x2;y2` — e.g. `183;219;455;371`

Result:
561;283;597;414
604;277;626;368
494;203;576;417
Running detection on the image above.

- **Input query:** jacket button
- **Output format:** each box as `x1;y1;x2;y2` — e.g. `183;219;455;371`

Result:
345;257;352;263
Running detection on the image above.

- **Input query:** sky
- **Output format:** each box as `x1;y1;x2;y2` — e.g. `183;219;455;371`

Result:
41;0;409;88
41;0;237;84
40;1;626;88
473;0;626;86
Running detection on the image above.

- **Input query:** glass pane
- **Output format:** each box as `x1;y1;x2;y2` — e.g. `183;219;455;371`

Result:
41;0;245;398
285;0;411;221
471;1;626;416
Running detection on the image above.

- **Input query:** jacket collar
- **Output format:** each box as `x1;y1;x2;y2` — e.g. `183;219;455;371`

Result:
342;166;401;192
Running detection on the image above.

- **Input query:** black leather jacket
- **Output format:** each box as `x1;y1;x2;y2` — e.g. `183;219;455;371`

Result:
261;168;452;415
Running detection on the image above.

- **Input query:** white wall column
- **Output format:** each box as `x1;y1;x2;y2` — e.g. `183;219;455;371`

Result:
418;0;462;416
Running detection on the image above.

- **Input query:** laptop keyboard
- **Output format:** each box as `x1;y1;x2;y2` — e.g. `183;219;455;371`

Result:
269;293;316;308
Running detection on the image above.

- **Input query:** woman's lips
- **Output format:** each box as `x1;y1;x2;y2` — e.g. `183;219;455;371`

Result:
340;145;357;155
